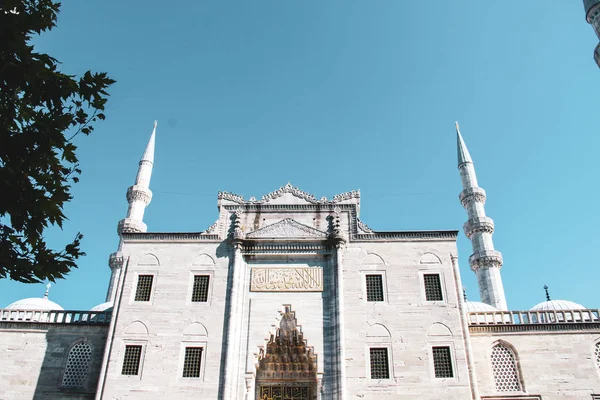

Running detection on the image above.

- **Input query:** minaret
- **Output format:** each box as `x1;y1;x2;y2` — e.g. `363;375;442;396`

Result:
106;121;157;303
583;0;600;69
456;122;507;310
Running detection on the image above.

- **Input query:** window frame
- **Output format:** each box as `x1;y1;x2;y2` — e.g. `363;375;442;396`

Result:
365;343;393;382
131;272;157;305
360;270;388;304
178;341;207;381
490;342;524;393
118;341;147;380
187;270;214;306
428;343;457;380
60;340;93;390
419;270;447;305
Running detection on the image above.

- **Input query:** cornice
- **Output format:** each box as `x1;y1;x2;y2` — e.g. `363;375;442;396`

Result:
121;232;221;242
218;183;360;205
469;323;600;334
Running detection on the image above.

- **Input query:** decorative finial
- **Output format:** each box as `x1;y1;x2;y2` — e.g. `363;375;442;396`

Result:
544;285;551;301
455;121;460;131
44;283;51;299
154;120;158;129
463;288;467;301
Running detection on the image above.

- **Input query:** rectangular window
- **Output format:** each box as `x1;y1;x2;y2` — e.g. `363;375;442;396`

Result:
432;346;453;378
191;275;210;302
134;275;153;302
121;345;143;375
365;274;384;302
369;348;390;379
182;347;203;378
424;274;443;301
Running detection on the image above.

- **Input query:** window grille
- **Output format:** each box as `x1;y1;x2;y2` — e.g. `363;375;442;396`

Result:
595;342;600;370
491;344;521;392
432;346;453;378
134;275;153;301
424;274;443;301
191;275;210;302
182;347;203;377
369;348;390;379
61;342;92;388
365;274;384;302
121;345;143;375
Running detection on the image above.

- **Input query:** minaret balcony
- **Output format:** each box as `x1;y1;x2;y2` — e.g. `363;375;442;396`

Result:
126;185;153;205
109;251;125;270
463;217;495;238
594;42;600;69
459;187;486;208
118;218;148;234
469;250;503;271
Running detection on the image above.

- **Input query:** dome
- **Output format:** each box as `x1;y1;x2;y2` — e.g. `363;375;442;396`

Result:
584;0;600;17
530;299;586;311
465;301;498;313
5;297;64;311
90;302;113;312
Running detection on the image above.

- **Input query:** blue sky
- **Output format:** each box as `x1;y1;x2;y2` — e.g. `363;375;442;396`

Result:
1;1;598;311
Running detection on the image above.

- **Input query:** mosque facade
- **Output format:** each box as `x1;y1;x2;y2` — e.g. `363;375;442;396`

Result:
1;122;599;400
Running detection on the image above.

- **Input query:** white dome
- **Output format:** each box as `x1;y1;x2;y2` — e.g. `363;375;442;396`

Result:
530;299;586;311
5;297;64;311
90;302;113;312
465;301;499;312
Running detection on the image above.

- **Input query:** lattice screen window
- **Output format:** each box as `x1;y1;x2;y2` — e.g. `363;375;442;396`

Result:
182;347;203;377
61;342;92;388
191;275;210;302
365;274;384;302
491;344;521;392
369;347;390;379
134;275;153;302
121;345;143;375
432;346;454;378
595;342;600;370
424;274;443;301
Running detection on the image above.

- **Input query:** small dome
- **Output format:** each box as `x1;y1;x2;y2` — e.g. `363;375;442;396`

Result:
584;0;600;16
6;297;64;311
530;299;586;311
90;302;113;312
465;301;498;313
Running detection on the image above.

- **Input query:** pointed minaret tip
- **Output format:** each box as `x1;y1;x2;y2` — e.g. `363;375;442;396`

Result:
141;120;157;163
456;121;473;166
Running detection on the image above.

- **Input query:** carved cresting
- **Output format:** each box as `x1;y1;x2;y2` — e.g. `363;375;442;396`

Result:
251;268;323;292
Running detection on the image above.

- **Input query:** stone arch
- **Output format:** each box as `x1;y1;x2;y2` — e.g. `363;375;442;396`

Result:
490;340;524;392
364;253;385;265
137;253;159;266
366;323;391;338
191;253;216;266
255;306;317;400
124;320;149;336
427;322;452;337
183;322;208;337
61;339;93;389
419;252;442;264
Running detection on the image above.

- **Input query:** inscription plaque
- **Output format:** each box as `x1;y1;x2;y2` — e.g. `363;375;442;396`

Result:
250;268;323;292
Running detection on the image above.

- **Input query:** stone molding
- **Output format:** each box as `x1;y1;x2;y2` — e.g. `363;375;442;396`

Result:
469;249;503;271
121;232;220;242
126;185;152;205
202;220;219;234
469;323;600;334
357;218;374;234
242;243;331;255
246;219;328;239
459;187;487;208
463;216;495;238
218;183;360;205
117;218;147;234
108;252;125;270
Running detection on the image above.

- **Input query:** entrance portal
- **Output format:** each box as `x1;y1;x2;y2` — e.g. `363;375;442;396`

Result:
255;307;317;400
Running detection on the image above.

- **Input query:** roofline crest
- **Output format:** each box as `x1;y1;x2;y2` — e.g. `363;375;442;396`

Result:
218;183;360;205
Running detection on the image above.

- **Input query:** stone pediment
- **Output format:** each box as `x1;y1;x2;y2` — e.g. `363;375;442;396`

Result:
218;183;360;205
246;219;328;239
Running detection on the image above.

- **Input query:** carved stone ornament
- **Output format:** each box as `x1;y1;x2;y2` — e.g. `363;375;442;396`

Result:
126;185;152;205
463;216;495;238
246;219;328;239
109;252;125;270
218;183;360;205
459;187;487;208
202;220;219;234
469;249;503;271
251;268;323;292
357;218;374;234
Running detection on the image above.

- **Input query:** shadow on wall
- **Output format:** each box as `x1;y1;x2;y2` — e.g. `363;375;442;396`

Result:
31;324;108;400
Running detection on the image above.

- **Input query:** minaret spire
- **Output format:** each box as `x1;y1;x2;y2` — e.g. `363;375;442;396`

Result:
456;122;507;310
106;121;157;303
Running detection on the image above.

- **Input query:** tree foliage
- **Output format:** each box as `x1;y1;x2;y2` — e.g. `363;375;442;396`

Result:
0;0;115;283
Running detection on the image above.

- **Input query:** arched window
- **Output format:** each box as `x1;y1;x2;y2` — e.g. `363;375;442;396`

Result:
491;343;521;392
595;342;600;370
61;342;92;389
